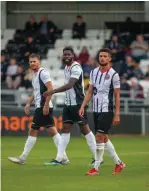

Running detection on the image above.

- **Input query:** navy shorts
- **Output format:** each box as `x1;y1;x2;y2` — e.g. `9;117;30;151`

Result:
62;105;88;125
94;112;114;134
31;107;55;130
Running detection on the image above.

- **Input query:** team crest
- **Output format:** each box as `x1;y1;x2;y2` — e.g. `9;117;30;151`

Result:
105;74;110;80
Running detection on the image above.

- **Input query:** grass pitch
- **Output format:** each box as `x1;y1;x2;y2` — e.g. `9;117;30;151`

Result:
1;136;149;191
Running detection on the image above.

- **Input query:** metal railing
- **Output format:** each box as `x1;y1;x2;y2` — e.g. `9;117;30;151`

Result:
1;89;149;110
9;10;145;14
1;89;149;135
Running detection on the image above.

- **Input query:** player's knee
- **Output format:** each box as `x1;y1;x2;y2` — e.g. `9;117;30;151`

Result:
48;126;58;136
104;134;109;142
95;133;105;143
80;124;90;135
61;128;70;133
29;128;38;137
62;123;72;133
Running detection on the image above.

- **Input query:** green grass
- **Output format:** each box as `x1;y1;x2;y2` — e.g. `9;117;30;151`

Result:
1;136;149;191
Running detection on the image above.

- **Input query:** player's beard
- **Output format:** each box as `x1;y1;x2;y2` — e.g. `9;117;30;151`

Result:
63;58;73;65
30;65;39;72
99;62;109;67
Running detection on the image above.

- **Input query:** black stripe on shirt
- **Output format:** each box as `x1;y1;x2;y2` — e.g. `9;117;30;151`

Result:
95;68;100;83
108;72;117;112
99;73;103;85
39;69;47;107
96;98;99;112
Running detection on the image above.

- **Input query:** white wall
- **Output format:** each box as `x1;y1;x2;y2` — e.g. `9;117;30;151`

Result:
1;1;7;33
144;1;149;21
7;2;145;29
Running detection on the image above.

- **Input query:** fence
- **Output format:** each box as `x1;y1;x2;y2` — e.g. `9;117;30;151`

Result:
1;89;149;136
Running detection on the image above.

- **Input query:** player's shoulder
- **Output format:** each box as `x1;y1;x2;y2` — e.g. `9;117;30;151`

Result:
40;67;50;76
109;67;118;75
109;67;120;80
70;61;81;70
91;67;99;74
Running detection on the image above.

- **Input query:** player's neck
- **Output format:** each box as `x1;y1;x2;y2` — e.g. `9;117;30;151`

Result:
100;64;111;73
33;66;40;73
66;61;74;67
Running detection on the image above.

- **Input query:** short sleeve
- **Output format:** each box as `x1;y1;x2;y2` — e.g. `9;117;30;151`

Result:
89;70;93;85
70;65;82;79
40;70;51;84
113;73;120;89
130;41;136;48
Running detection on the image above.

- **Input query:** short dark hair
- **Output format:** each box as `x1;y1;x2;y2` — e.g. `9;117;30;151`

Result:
10;57;16;60
76;15;82;19
29;53;40;60
98;48;112;57
63;46;74;54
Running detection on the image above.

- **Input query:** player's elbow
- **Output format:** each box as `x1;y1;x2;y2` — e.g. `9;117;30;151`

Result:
67;83;74;90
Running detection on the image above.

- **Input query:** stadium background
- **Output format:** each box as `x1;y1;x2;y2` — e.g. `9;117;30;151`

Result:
1;1;149;191
1;1;149;135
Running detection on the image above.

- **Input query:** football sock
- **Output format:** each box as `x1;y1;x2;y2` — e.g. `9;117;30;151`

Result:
85;131;96;158
56;133;70;162
20;136;37;160
94;143;105;170
105;140;122;165
52;133;68;160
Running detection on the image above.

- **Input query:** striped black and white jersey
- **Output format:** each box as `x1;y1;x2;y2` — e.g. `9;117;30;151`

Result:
32;67;53;108
64;61;85;106
89;67;120;113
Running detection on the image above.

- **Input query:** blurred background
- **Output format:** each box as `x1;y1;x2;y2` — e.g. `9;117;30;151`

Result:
1;1;149;136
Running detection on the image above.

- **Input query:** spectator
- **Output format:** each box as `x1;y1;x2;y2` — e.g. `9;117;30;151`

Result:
133;64;144;80
129;77;144;99
6;58;21;89
72;15;86;39
24;68;33;89
1;54;8;81
38;16;57;44
120;77;130;97
23;36;38;67
108;34;123;62
121;55;136;79
17;65;25;87
130;34;148;62
144;65;149;80
24;36;37;55
25;16;38;36
78;46;90;65
83;57;96;78
83;57;96;90
125;17;133;23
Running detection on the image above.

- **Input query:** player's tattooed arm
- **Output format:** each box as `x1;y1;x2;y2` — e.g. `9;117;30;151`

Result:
43;78;78;97
26;94;34;105
44;81;53;105
43;81;53;115
82;84;93;107
25;94;34;115
113;88;120;126
114;88;120;116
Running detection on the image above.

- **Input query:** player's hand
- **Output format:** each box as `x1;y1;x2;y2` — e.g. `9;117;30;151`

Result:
113;114;120;126
43;90;53;98
43;105;49;115
24;104;30;115
79;107;84;118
